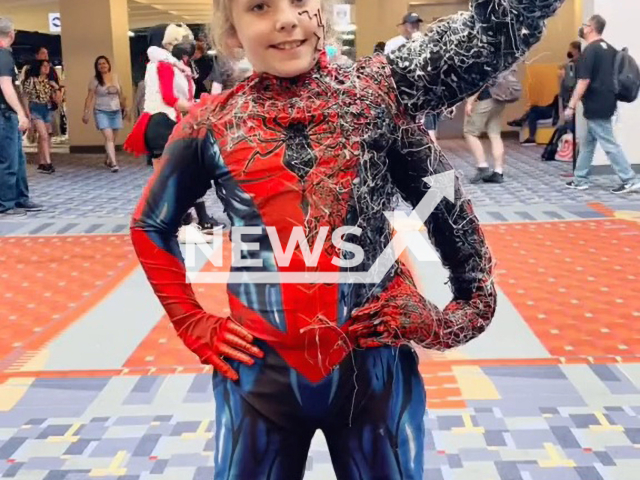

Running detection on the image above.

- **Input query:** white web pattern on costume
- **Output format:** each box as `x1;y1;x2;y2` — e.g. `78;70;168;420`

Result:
189;0;564;368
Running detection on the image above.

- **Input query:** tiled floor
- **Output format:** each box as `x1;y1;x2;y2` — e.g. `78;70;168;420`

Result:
1;139;639;479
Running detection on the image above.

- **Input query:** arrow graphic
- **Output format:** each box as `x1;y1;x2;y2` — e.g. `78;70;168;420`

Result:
364;170;455;284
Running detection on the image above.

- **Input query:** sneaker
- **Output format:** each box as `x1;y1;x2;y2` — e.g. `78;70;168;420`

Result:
199;220;227;234
38;164;54;174
178;224;217;244
566;181;589;190
15;200;44;212
470;167;492;184
611;180;640;194
483;171;504;184
0;207;27;217
520;138;537;146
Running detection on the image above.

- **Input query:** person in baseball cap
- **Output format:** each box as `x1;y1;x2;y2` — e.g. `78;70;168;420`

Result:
384;12;424;54
398;12;424;26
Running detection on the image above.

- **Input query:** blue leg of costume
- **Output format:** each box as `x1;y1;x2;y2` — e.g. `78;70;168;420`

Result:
212;342;425;480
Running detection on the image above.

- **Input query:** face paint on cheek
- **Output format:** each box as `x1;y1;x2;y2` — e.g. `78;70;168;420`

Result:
298;9;326;55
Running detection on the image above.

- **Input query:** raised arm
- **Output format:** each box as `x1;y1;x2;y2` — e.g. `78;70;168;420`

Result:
130;107;262;380
387;0;564;115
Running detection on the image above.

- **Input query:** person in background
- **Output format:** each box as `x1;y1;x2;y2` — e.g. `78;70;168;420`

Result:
565;14;640;193
464;84;507;184
385;13;439;144
384;12;423;54
559;40;582;108
509;41;582;145
0;17;43;216
82;55;128;173
192;36;219;97
373;41;386;55
124;23;224;240
508;95;560;146
22;59;61;174
35;47;62;138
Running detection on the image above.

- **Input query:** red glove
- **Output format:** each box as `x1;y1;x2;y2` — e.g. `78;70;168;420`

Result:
348;294;443;349
348;290;493;351
175;313;264;381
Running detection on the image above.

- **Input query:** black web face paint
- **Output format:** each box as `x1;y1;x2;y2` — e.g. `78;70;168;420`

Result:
298;8;326;56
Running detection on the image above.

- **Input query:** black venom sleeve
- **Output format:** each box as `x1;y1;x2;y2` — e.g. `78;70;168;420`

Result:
386;0;565;115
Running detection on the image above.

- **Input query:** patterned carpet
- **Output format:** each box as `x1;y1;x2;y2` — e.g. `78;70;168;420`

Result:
1;139;639;479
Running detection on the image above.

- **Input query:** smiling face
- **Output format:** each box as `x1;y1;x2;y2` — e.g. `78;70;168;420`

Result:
229;0;325;78
97;58;110;74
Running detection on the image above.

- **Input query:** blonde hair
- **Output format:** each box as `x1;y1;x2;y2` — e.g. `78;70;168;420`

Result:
162;23;194;49
210;0;335;58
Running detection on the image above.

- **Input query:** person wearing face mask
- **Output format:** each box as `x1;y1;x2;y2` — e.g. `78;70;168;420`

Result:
565;15;640;193
508;41;582;145
559;40;582;107
125;23;224;241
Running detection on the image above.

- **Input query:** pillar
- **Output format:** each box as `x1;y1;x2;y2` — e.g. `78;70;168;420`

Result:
355;0;409;58
581;0;639;166
59;0;133;152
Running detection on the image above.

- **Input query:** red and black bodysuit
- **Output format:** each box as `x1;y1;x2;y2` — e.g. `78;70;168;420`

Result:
130;1;563;478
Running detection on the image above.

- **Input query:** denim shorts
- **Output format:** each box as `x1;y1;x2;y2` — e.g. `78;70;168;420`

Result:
29;102;51;124
94;109;123;131
423;113;440;131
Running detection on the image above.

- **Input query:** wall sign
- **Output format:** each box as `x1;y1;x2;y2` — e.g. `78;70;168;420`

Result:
49;13;61;33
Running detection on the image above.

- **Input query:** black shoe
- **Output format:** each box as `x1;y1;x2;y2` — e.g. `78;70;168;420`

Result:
507;120;524;128
470;167;492;184
0;207;27;217
199;220;227;234
520;138;537;146
611;180;640;194
565;181;589;190
181;211;194;226
15;200;44;212
38;164;54;174
483;171;504;183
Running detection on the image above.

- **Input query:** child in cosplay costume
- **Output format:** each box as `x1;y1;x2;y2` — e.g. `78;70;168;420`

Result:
131;0;563;478
125;23;223;239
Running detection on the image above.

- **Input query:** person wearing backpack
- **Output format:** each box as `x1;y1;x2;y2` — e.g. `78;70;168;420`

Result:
509;41;581;146
564;14;640;194
465;66;522;184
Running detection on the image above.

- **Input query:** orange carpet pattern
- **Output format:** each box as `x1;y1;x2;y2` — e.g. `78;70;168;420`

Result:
0;235;138;369
482;219;640;358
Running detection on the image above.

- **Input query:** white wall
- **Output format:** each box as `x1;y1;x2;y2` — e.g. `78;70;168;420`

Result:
582;0;640;165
